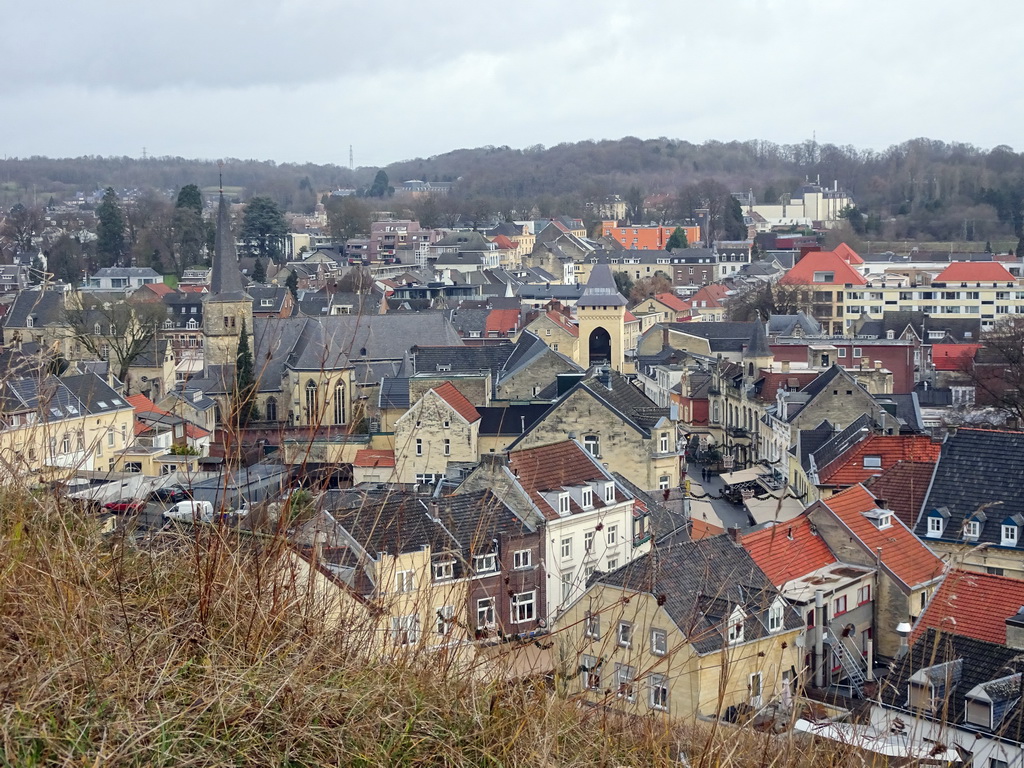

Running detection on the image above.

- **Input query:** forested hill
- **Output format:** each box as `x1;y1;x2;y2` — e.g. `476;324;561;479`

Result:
3;137;1024;240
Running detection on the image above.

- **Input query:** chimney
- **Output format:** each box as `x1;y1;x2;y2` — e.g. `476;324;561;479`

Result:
428;500;440;522
1007;607;1024;650
874;360;882;370
781;360;791;373
727;526;741;544
876;498;888;510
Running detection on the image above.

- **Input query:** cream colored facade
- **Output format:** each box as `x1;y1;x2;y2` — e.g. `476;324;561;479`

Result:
0;403;135;481
515;313;580;362
557;584;802;720
393;388;479;483
844;277;1024;332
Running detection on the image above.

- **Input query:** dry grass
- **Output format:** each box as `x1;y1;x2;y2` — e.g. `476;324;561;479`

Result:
0;490;857;767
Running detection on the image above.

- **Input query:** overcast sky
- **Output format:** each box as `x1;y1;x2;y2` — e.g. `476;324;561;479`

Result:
2;0;1019;167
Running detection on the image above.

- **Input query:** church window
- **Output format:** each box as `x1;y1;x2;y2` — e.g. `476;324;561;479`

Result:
333;383;346;425
265;397;278;422
305;381;319;422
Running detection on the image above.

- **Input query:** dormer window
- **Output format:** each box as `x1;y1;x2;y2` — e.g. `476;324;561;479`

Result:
863;508;893;530
727;606;745;645
473;554;498;574
581;488;593;509
768;600;785;633
963;520;981;540
1002;524;1019;547
604;482;615;503
558;493;570;515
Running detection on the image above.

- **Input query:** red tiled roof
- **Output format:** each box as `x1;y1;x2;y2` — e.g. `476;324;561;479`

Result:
432;382;480;423
508;441;623;521
654;292;691;312
864;460;937;528
492;235;516;250
934;261;1016;283
741;515;837;588
819;435;942;486
178;284;208;293
688;519;723;540
689;284;729;308
624;311;639;323
832;242;864;265
135;282;176;298
544;310;579;337
756;370;820;401
126;394;210;439
932;343;981;371
781;250;867;286
485;309;520;335
353;449;396;468
823;485;944;588
185;424;210;439
911;568;1024;645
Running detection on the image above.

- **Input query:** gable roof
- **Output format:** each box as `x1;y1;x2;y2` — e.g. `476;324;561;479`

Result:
596;535;802;654
864;460;938;529
484;308;520;335
653;292;690;312
832;242;864;265
414;344;514;375
431;381;480;423
917;427;1024;546
780;250;867;286
911;568;1024;646
932;343;981;371
507;440;626;521
822;484;943;589
740;515;837;588
818;434;941;487
688;283;729;308
934;261;1016;283
353;449;396;468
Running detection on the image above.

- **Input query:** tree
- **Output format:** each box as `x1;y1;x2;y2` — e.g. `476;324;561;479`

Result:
629;273;674;304
625;186;644;225
1;203;44;257
240;197;288;263
233;320;259;426
252;258;266;284
725;282;811;322
666;227;689;251
723;195;747;240
45;234;86;285
285;270;298;298
325;196;370;241
368;170;392;198
411;194;441;229
62;294;168;383
338;268;373;293
95;188;127;267
613;271;634;298
960;317;1024;426
176;184;203;214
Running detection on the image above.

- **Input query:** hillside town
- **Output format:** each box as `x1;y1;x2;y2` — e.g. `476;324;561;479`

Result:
3;177;1024;766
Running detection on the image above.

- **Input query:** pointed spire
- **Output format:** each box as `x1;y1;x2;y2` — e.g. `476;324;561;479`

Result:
577;263;627;308
209;190;247;299
744;321;771;359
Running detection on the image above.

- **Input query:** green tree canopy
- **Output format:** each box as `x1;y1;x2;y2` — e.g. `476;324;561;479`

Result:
368;170;392;198
613;271;634;298
175;184;203;214
252;258;266;283
95;188;127;267
666;227;689;251
285;270;298;298
325;196;371;241
240;197;288;263
234;320;259;426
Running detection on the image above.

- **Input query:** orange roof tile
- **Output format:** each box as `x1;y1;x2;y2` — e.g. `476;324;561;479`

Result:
780;250;867;286
822;485;944;589
654;292;691;312
741;516;836;588
508;440;624;520
864;460;937;528
624;311;639;323
484;309;520;335
432;382;480;423
756;370;820;401
544;310;579;337
135;282;176;298
832;242;864;265
353;449;396;468
819;435;942;486
934;261;1016;283
492;235;516;250
127;393;161;412
178;284;208;293
932;344;981;371
688;519;723;540
912;568;1024;645
689;284;729;308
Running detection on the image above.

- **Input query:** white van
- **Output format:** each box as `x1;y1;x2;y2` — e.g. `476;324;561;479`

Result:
164;499;215;524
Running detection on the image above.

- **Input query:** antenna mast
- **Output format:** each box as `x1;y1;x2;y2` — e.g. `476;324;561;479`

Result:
349;145;354;170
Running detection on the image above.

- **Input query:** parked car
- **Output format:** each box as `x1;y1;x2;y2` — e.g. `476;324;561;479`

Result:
104;498;146;515
150;485;192;503
163;499;215;524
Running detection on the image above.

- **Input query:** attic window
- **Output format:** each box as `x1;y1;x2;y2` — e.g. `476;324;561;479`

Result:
963;520;981;540
813;271;834;283
863;455;882;469
558;493;570;515
1002;524;1019;547
927;516;944;537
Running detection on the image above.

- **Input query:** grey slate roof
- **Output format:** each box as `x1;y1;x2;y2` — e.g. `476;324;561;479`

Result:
667;321;760;354
413;345;515;375
743;322;771;358
4;290;64;328
767;312;822;337
477;405;551;436
595;535;801;655
579;368;669;432
915;428;1024;543
576;263;628;308
208;192;248;301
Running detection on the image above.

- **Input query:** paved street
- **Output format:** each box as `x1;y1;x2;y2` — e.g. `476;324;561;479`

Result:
685;462;751;531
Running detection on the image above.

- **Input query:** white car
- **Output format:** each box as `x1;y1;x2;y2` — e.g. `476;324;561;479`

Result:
163;500;215;523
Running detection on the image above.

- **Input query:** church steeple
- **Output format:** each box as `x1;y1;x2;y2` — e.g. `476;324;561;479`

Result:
210;189;248;299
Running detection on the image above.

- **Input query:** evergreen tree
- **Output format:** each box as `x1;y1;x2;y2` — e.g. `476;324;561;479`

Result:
285;270;298;298
666;227;689;251
240;197;288;262
985;240;993;253
723;196;747;240
175;184;203;213
252;258;266;283
95;187;127;266
368;170;391;198
234;320;259;426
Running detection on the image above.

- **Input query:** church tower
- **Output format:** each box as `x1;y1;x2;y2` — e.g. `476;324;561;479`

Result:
575;263;628;372
742;320;773;384
203;188;253;369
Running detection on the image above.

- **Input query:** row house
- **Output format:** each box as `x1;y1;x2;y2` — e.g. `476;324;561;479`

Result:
555;534;803;721
457;441;650;621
